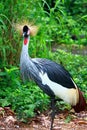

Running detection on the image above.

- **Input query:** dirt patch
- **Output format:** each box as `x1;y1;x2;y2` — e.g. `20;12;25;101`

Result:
0;107;87;130
52;44;87;55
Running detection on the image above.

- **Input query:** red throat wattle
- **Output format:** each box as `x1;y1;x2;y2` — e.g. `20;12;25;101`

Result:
24;38;28;45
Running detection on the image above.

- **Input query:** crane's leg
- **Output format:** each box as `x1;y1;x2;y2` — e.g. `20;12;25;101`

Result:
50;98;56;130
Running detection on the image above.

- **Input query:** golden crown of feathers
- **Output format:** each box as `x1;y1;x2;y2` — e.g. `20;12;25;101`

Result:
14;21;39;36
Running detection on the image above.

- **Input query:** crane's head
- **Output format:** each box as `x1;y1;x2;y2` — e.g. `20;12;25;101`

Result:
23;25;30;45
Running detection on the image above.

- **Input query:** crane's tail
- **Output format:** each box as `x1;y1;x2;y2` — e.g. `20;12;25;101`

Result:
73;88;86;113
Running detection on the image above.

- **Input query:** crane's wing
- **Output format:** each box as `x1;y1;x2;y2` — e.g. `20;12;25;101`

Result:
32;58;86;112
32;58;76;89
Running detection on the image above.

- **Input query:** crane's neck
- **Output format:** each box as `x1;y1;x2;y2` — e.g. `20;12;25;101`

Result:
22;36;30;55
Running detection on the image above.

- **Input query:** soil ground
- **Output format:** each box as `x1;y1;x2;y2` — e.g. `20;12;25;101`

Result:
0;107;87;130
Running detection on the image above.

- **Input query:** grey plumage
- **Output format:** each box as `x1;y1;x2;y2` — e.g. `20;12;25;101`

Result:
20;45;41;82
20;44;55;96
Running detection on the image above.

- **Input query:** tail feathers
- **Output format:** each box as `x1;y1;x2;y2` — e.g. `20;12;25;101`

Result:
73;88;86;113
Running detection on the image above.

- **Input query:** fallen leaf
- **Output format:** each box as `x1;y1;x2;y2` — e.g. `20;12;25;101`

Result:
78;120;87;125
5;116;16;124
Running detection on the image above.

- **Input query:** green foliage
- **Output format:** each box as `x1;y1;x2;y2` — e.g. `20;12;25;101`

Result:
0;0;87;65
56;100;71;111
64;115;72;123
11;82;49;120
0;66;49;120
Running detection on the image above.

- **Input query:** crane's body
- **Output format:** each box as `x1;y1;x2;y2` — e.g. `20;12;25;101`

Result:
20;25;86;130
21;52;79;106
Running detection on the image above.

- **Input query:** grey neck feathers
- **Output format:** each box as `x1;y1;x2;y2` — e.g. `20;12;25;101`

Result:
20;36;41;82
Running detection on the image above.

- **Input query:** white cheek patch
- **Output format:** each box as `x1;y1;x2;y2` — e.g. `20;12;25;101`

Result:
39;71;78;106
28;30;30;35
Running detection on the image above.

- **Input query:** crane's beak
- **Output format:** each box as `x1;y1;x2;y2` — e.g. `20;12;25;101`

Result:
23;30;30;38
23;32;27;37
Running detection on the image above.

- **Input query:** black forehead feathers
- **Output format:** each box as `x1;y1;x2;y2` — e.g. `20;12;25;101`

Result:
23;25;29;32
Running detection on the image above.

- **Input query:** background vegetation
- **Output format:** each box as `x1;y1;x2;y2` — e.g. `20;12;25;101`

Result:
0;0;87;121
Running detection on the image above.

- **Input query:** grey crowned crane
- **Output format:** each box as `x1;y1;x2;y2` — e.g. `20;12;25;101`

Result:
20;25;86;130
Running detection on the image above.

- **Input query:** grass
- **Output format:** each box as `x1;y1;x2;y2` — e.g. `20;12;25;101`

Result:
0;0;87;65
